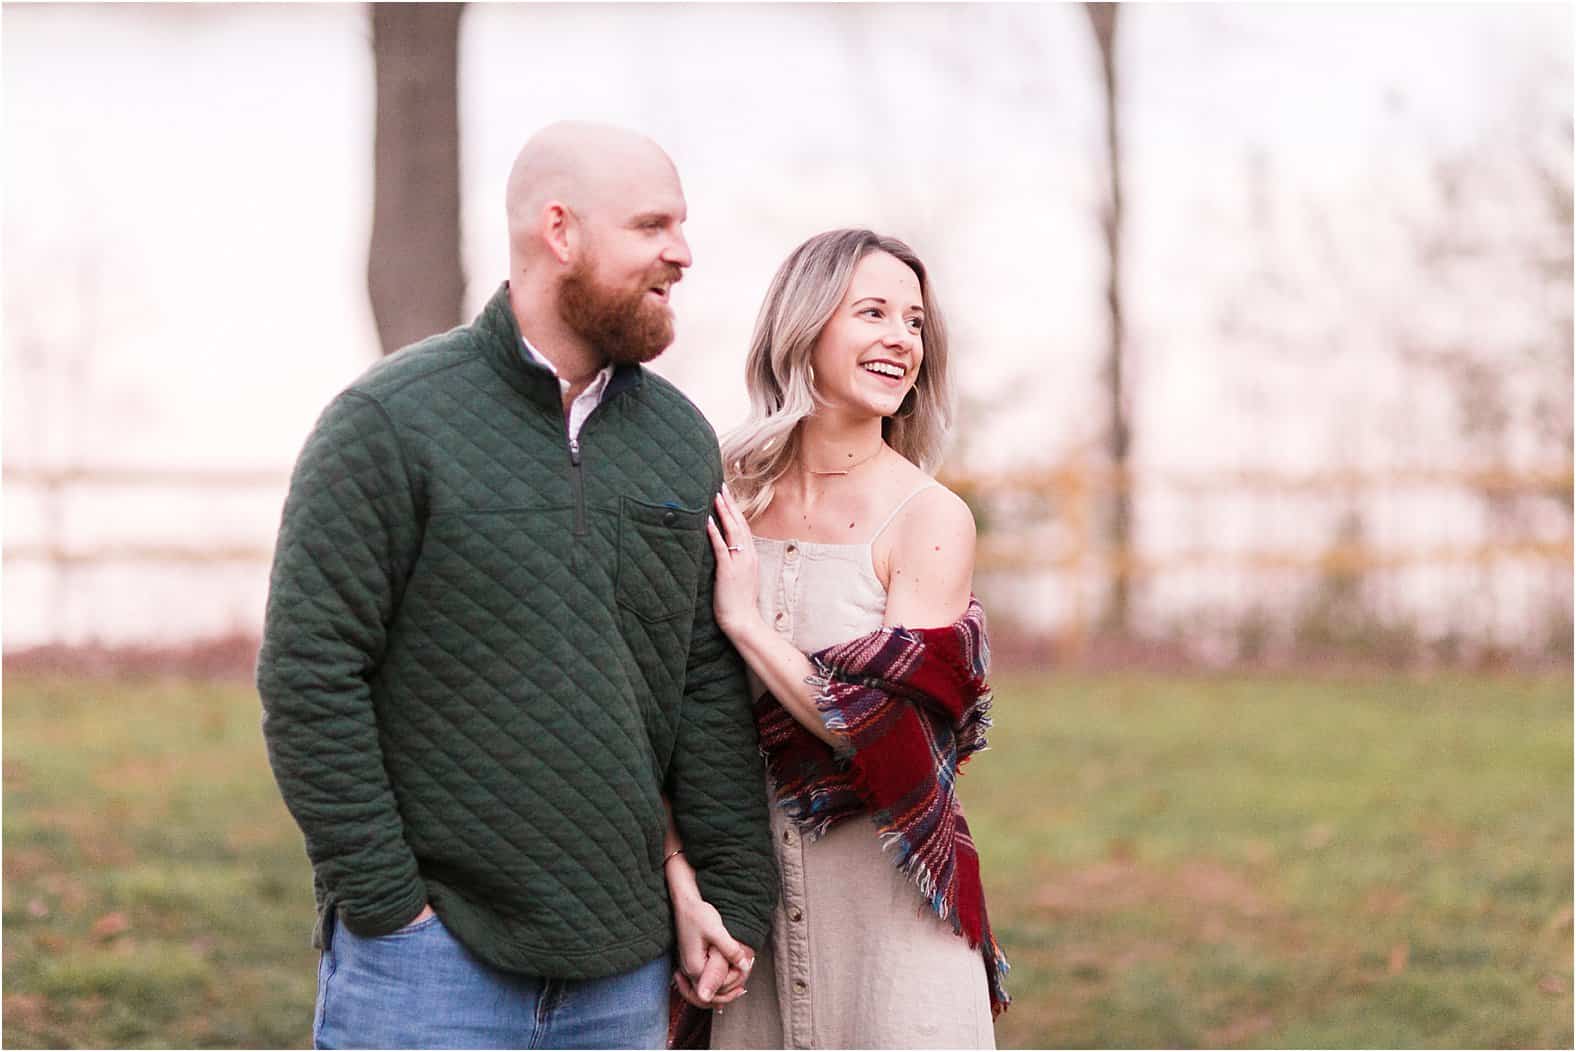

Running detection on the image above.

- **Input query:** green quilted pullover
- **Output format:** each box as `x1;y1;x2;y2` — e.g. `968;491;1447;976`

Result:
258;283;777;979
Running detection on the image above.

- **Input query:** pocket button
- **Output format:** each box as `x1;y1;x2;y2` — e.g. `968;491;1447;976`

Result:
662;510;678;526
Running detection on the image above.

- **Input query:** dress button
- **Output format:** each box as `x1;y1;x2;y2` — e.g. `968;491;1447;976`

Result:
789;907;803;922
662;510;678;526
774;611;787;629
793;978;807;993
782;829;795;845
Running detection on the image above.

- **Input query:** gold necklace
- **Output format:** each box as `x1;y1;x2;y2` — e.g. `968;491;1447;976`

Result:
806;443;884;477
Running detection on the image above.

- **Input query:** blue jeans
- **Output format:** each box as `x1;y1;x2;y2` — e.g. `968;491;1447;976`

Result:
313;911;671;1049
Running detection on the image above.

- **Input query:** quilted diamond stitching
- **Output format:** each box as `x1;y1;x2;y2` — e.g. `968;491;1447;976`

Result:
259;290;776;977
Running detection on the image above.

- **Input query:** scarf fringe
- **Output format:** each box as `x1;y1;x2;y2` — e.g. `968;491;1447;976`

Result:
805;660;852;737
759;599;1011;1017
777;799;1011;1011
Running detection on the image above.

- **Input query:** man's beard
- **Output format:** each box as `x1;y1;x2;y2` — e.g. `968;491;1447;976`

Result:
557;256;680;366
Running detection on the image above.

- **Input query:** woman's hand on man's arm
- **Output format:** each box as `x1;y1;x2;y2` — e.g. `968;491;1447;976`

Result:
706;488;844;749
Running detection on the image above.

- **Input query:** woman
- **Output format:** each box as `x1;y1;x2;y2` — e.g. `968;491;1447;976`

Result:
665;229;1009;1049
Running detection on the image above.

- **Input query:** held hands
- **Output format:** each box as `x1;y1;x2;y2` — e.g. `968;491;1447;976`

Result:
672;905;753;1010
667;850;754;1010
706;487;762;639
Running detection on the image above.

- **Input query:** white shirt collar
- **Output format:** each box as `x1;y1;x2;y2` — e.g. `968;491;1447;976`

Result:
520;336;613;398
520;336;614;445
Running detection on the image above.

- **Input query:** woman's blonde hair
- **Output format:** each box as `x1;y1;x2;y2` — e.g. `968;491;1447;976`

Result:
721;229;953;520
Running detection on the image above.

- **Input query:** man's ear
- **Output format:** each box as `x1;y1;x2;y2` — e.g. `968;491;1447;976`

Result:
541;201;576;265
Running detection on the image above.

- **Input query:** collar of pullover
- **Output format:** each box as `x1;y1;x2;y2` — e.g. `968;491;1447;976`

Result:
476;282;644;418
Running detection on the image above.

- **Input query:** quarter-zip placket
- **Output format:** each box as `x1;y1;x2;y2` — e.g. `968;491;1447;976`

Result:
568;434;587;538
562;387;629;544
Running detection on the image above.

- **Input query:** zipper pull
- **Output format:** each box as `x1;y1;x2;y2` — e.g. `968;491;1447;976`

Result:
569;435;581;465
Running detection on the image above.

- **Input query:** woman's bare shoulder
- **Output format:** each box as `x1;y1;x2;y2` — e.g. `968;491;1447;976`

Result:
878;477;976;628
873;451;976;552
894;483;976;555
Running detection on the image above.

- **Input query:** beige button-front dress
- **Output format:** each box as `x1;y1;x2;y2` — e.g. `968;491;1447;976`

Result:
709;486;996;1050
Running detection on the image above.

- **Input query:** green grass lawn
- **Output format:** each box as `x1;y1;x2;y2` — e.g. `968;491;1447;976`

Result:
3;671;1570;1048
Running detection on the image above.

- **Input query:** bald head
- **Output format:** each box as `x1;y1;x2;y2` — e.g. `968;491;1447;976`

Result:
503;121;692;371
506;121;680;251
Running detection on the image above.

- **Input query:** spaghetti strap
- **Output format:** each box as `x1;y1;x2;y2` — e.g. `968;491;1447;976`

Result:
868;481;942;546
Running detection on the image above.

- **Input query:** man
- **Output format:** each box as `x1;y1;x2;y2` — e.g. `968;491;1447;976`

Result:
258;122;774;1049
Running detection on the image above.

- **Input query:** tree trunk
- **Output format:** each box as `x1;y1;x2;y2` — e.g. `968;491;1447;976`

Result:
1086;2;1132;635
368;2;465;356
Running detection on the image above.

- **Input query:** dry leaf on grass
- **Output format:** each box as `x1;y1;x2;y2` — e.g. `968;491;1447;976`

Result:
3;993;48;1028
91;912;130;941
1387;942;1409;975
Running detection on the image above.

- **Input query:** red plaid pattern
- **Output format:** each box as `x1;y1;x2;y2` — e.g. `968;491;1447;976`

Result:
754;597;1010;1017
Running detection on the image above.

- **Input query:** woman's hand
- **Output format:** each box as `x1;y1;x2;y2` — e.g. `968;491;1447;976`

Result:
706;486;762;639
666;850;753;1008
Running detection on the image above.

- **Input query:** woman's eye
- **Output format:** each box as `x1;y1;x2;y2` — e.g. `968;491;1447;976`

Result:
908;317;924;331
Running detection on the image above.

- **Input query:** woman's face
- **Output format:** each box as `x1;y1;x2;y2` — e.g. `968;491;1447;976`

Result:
808;251;925;421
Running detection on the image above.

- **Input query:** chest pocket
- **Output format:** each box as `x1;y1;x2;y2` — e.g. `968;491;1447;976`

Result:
616;496;706;623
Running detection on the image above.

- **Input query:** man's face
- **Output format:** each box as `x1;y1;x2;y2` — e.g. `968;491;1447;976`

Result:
556;166;691;365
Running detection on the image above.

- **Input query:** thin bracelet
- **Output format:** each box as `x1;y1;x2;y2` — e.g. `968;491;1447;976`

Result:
662;848;685;866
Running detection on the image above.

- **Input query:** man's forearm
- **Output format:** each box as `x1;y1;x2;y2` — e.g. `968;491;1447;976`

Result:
258;389;427;934
260;664;427;933
669;495;779;947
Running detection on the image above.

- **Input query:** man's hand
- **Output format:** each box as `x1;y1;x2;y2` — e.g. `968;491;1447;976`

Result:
668;853;754;1008
673;896;754;1007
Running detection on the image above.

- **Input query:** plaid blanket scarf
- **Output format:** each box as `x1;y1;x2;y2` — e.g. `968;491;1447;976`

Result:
668;599;1010;1047
757;596;1010;1015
